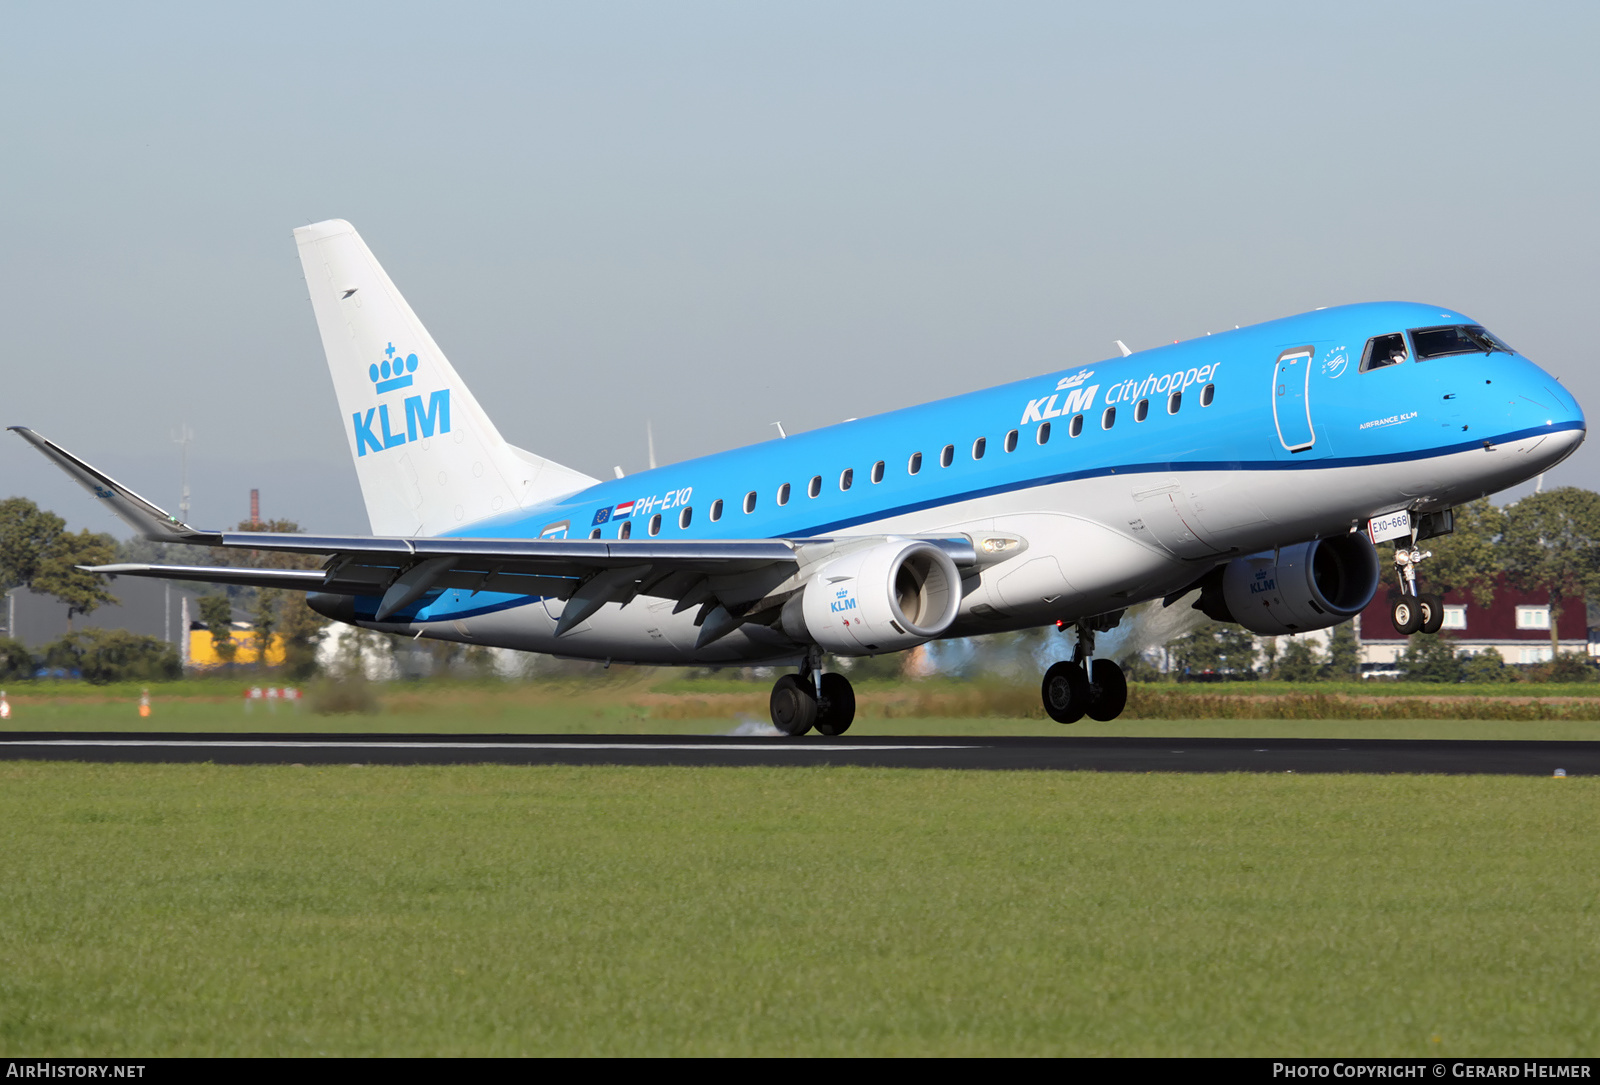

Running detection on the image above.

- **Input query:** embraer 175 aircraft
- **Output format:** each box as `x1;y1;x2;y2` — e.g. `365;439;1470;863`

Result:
12;220;1585;734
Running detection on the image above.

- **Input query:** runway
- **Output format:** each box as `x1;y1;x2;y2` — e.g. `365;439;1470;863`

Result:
0;732;1593;774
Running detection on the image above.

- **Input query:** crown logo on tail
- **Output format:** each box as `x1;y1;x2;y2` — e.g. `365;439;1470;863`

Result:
369;342;418;394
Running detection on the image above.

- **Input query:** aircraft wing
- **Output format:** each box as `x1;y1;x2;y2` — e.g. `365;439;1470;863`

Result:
10;427;222;544
16;427;974;636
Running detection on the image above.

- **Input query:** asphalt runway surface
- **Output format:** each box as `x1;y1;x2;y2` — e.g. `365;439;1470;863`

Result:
0;732;1593;774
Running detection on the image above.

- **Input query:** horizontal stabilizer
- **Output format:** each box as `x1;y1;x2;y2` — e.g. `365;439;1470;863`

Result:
9;428;220;544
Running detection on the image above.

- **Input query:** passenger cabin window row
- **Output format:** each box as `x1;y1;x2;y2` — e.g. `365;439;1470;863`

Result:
609;380;1217;537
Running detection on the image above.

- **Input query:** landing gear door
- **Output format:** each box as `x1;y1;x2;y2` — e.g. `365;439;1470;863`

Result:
1272;346;1316;453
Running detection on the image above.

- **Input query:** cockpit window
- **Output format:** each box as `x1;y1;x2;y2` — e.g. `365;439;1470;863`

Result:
1409;324;1514;360
1360;333;1408;372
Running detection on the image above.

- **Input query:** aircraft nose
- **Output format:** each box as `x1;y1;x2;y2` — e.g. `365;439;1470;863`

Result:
1526;378;1585;470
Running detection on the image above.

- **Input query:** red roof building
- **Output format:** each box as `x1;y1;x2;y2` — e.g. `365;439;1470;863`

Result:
1356;577;1588;665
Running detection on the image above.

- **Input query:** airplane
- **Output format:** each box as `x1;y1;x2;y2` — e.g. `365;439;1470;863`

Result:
12;220;1585;734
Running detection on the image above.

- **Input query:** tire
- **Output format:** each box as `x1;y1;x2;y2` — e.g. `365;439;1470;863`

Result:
1041;661;1088;725
770;674;818;736
1084;659;1128;722
1391;596;1422;635
1419;593;1445;635
814;673;856;736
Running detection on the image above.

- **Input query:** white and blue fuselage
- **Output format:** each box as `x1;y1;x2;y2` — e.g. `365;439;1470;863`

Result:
358;300;1581;664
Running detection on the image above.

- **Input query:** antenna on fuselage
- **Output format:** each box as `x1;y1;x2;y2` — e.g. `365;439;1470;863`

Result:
613;466;625;479
647;420;657;470
1114;341;1131;358
772;422;788;439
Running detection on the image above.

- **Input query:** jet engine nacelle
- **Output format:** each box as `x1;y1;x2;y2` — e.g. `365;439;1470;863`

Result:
782;539;963;655
1201;534;1380;636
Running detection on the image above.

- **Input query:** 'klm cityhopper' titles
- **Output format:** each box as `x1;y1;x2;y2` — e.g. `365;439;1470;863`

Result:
352;343;450;456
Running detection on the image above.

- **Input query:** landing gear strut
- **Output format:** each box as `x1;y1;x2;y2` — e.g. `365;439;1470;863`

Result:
769;650;856;736
1042;620;1128;724
1390;535;1444;636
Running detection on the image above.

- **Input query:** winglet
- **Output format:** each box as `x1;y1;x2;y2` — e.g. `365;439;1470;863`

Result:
8;427;222;544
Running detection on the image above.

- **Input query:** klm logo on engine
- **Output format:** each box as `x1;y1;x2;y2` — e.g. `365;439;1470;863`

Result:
1249;570;1276;595
352;343;451;457
830;586;858;614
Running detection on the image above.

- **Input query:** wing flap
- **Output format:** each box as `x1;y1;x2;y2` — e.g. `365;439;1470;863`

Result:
87;564;329;593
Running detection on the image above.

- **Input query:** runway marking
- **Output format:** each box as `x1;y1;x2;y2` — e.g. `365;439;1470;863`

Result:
0;739;975;753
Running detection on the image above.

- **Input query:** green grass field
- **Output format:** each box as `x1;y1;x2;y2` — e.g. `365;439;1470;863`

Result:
0;763;1595;1056
5;675;1600;739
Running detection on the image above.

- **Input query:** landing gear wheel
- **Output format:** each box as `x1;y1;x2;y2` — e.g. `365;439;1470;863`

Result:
1084;660;1128;722
1419;593;1445;635
1391;596;1423;635
815;673;856;736
770;674;818;736
1042;661;1089;725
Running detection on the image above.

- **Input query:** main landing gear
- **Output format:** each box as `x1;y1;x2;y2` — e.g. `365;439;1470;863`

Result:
769;650;856;736
1041;619;1128;724
1389;540;1444;636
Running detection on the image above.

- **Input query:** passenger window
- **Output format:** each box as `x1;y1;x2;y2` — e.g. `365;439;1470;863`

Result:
1004;429;1018;453
711;499;723;522
1037;422;1051;445
1134;399;1149;422
871;460;885;483
840;468;853;491
1103;406;1117;430
649;513;662;536
1168;391;1181;414
972;437;986;460
619;520;632;539
909;452;923;475
808;475;821;498
1360;333;1408;372
743;491;757;514
590;527;602;539
777;482;790;506
1201;383;1215;407
679;506;692;529
1069;414;1083;438
940;444;954;468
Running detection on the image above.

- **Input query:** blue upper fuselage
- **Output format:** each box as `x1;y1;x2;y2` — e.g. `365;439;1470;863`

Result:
452;301;1584;543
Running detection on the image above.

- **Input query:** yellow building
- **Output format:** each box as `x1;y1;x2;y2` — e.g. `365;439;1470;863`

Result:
188;629;287;667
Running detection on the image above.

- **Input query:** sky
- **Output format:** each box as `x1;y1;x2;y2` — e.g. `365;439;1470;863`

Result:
3;1;1597;537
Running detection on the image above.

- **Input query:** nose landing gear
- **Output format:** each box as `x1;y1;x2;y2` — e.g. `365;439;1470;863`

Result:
1041;619;1128;724
768;650;857;736
1390;540;1445;636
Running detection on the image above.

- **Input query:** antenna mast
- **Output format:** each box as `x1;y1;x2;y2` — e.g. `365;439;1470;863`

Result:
171;424;193;523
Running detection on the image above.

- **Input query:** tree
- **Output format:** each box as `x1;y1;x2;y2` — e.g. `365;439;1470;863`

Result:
1259;635;1279;680
0;500;118;624
0;636;34;681
251;587;281;668
168;516;329;675
1169;620;1256;678
1501;488;1600;658
1322;622;1360;681
1215;625;1258;676
1400;633;1463;683
198;594;237;666
42;628;180;684
1277;638;1320;682
32;529;118;627
1460;647;1514;685
1424;498;1505;607
0;498;66;589
231;517;328;675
